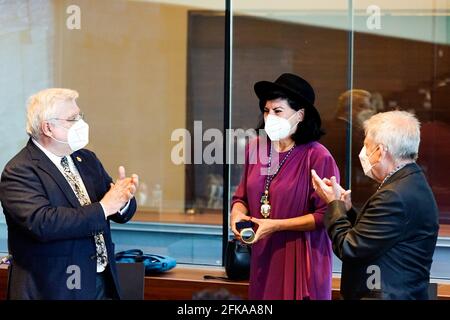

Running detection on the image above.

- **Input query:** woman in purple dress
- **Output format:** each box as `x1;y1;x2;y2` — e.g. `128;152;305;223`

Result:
230;73;340;300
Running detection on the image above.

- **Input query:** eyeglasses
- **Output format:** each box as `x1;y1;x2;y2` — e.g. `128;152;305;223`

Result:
48;112;85;123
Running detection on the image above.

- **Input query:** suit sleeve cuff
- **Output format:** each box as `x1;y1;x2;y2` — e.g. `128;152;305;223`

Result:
99;202;108;220
324;200;347;230
87;202;109;233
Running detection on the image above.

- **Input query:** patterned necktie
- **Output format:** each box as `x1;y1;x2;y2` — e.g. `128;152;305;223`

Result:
60;156;108;269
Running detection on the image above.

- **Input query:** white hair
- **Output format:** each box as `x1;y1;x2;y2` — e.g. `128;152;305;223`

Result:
26;88;79;140
363;110;421;161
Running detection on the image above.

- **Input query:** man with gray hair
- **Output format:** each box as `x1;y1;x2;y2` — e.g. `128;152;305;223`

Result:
312;110;439;299
0;88;138;299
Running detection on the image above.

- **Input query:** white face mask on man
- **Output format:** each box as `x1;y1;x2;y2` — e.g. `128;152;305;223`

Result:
51;119;90;152
358;145;380;180
264;111;300;141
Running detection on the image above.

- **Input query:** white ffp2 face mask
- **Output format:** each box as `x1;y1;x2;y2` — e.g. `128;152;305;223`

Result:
359;145;379;180
51;119;89;152
264;111;300;141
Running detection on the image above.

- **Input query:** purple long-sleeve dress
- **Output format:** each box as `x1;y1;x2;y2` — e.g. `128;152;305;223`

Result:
232;137;339;300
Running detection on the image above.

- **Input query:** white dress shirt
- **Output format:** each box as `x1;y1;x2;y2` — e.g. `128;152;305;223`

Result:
32;139;129;272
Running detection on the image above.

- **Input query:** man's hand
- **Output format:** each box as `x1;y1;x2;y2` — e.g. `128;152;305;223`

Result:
311;169;347;205
100;166;139;217
322;177;352;211
341;189;352;211
117;166;139;198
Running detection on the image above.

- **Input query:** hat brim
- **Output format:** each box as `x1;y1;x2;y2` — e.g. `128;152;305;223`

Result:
254;81;321;124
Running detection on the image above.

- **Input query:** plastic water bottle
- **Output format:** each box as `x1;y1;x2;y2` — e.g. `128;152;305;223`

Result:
151;184;163;213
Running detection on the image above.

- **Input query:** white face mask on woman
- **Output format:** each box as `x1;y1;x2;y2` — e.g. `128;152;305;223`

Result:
51;119;90;152
264;111;300;141
358;145;379;180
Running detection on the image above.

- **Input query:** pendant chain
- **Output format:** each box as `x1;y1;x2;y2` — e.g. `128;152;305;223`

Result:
264;142;296;193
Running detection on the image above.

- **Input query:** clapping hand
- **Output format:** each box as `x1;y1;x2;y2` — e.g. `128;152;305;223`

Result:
100;166;139;217
311;169;352;211
116;166;139;199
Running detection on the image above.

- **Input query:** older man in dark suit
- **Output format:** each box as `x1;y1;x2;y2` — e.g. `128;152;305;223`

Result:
312;110;439;300
0;88;138;299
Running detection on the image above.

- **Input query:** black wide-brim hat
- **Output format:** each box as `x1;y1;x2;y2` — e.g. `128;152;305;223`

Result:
254;73;321;125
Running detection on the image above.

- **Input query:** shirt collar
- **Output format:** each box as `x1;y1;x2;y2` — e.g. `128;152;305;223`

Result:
32;139;68;168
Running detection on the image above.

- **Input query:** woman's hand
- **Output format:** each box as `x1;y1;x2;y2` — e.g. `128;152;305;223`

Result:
230;203;251;241
251;218;279;244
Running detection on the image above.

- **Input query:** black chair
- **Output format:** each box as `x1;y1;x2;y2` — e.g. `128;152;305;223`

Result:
116;262;145;300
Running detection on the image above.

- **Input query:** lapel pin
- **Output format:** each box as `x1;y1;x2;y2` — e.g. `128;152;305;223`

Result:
76;156;82;162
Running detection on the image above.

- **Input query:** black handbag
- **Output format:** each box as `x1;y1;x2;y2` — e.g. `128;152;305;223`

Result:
224;239;251;280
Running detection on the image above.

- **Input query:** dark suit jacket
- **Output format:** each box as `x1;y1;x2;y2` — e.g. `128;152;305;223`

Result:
325;163;439;300
0;139;137;299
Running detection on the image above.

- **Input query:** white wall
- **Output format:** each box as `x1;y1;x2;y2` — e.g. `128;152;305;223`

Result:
0;0;55;170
